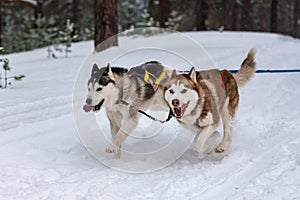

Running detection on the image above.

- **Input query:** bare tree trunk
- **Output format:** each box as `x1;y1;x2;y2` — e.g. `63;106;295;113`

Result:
271;0;278;32
72;0;80;28
158;0;170;28
148;0;158;23
232;0;241;30
241;0;251;31
258;3;268;32
94;0;118;52
288;3;293;36
294;0;300;38
32;0;43;28
35;0;43;19
223;0;234;30
195;0;207;30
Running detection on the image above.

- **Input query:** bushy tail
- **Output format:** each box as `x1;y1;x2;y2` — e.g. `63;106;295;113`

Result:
233;48;257;87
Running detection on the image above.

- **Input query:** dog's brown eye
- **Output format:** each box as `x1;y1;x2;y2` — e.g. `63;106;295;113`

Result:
88;88;91;92
96;87;102;92
181;89;187;94
169;89;175;94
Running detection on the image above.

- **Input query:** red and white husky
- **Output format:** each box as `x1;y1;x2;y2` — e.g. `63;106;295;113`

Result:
163;49;257;156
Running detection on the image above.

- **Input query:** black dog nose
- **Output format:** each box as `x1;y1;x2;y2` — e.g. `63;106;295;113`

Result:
172;99;180;107
86;98;92;105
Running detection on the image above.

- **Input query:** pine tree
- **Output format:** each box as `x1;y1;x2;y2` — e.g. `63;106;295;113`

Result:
136;9;156;27
118;0;146;30
271;0;278;32
165;10;182;30
58;19;78;57
133;9;161;36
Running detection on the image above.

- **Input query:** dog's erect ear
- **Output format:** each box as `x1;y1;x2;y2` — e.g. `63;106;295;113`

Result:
103;64;109;74
92;64;99;74
189;67;197;82
106;63;115;80
171;69;177;77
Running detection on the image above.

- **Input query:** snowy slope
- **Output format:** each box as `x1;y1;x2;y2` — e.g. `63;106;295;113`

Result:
1;31;300;200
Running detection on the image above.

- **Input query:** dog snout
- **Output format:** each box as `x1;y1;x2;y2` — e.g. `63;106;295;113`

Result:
86;98;92;105
172;99;180;107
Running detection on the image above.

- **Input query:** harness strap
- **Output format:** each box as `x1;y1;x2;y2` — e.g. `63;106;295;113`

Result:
143;70;151;82
138;109;173;123
154;70;166;91
220;71;226;89
117;99;173;123
144;70;166;91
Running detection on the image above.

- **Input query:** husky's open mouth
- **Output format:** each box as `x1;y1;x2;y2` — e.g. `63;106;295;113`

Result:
83;99;105;112
173;101;189;118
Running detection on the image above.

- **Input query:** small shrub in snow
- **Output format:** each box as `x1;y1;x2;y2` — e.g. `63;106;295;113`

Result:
0;47;25;89
58;19;78;58
47;19;78;58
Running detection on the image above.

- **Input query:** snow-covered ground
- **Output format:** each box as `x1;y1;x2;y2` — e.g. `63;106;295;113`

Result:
1;31;300;199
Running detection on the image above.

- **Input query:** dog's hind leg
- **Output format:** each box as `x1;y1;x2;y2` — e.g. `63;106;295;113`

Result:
215;98;233;153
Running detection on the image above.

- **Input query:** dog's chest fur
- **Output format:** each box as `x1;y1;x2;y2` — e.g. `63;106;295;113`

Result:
177;70;230;132
178;111;214;133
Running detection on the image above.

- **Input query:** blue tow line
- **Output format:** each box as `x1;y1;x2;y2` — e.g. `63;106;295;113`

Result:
229;69;300;73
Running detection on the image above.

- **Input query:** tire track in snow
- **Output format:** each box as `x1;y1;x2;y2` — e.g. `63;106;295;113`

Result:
0;96;72;132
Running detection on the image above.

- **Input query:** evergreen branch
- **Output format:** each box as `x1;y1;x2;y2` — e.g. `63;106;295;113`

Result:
14;75;26;81
0;75;25;80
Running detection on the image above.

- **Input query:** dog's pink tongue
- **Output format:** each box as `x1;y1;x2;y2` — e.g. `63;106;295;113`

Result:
83;104;93;112
174;107;182;117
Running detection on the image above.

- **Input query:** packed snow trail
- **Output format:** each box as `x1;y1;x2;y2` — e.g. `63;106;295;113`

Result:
0;96;71;131
0;32;300;200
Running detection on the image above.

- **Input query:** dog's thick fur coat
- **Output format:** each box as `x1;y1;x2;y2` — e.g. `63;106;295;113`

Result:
163;49;256;155
83;61;169;156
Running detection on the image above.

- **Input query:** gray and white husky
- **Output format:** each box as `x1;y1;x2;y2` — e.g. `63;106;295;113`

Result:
163;49;256;156
83;61;169;156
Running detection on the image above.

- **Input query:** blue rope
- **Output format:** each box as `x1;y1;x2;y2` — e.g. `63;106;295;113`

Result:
229;69;300;73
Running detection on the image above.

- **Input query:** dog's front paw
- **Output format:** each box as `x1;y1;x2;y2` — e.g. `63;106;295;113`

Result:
105;144;119;154
215;143;229;153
